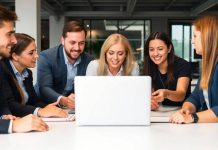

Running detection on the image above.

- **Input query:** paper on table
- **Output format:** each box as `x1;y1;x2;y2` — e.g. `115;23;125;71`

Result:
42;114;75;122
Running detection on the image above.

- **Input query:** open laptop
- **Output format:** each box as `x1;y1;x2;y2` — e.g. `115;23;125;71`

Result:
75;76;151;126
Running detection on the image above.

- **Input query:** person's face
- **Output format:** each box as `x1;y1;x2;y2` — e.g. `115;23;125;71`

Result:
61;31;85;61
0;21;17;57
148;39;170;66
13;41;38;70
192;26;202;55
106;42;126;72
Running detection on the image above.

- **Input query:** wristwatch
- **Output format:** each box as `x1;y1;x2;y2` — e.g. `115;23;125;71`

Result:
191;113;199;123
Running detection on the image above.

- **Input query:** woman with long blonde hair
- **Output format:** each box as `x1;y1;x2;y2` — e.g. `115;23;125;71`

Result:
170;15;218;123
86;33;139;76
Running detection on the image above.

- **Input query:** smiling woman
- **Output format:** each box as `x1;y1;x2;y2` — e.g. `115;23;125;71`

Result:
86;33;139;76
143;32;192;110
1;33;67;118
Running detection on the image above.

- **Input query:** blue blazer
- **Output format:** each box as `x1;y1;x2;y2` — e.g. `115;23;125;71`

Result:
1;59;47;117
0;119;10;134
36;44;94;103
0;63;10;134
187;63;218;117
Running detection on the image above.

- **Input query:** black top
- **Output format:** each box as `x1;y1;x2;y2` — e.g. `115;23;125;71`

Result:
153;57;192;106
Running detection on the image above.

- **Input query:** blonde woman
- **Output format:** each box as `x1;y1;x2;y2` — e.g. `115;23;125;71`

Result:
86;33;139;76
170;15;218;123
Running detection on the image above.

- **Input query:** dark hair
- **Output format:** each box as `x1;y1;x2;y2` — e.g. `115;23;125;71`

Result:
10;33;35;56
62;20;87;38
0;5;17;28
143;32;177;85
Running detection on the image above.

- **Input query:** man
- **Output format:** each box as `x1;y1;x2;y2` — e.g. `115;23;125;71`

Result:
0;5;48;134
36;21;93;108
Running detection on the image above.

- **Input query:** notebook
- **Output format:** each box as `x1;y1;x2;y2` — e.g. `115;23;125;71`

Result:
74;76;151;126
41;114;75;122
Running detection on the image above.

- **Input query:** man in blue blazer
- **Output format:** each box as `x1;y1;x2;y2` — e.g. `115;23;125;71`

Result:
0;5;48;134
36;21;93;109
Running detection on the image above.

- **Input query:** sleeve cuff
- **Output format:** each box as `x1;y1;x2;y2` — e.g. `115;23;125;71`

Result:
8;120;13;134
34;107;40;116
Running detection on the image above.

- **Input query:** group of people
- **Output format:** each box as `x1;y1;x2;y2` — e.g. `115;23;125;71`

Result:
0;5;217;134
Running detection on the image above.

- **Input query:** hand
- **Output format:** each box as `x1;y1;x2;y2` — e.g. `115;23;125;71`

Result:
1;114;17;120
59;96;75;109
37;104;68;118
169;109;193;124
151;99;159;111
12;114;49;133
67;93;75;101
152;89;168;102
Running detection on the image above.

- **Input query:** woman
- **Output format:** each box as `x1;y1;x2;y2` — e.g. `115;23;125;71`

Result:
1;33;67;117
170;15;218;123
86;33;139;76
144;32;192;110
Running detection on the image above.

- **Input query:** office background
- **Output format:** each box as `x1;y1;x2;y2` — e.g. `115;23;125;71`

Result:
1;0;218;80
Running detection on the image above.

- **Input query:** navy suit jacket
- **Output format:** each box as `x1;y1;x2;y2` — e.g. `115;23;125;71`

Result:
0;119;10;134
0;63;10;134
1;59;47;117
187;63;218;117
36;44;94;103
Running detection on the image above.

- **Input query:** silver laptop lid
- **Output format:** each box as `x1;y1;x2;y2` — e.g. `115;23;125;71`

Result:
75;76;151;126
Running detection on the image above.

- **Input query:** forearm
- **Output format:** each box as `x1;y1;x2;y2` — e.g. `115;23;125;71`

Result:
197;109;218;123
182;102;196;114
165;89;186;102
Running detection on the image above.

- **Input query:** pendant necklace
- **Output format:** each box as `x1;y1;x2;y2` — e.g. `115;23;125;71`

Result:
158;71;169;89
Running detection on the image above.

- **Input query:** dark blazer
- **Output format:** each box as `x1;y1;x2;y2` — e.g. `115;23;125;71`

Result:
0;63;10;134
36;44;94;103
187;63;218;117
1;59;47;117
0;119;10;134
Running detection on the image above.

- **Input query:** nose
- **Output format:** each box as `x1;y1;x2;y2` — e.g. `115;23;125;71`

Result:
113;53;118;60
191;38;194;44
75;43;79;50
153;49;158;56
35;52;39;59
11;34;17;44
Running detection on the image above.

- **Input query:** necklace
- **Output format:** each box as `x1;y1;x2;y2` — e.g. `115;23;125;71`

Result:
157;71;169;89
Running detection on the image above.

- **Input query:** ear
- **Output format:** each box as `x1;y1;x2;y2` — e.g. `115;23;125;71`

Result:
61;36;64;46
12;53;19;61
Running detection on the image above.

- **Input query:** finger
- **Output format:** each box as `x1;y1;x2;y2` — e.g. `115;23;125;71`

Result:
49;101;59;106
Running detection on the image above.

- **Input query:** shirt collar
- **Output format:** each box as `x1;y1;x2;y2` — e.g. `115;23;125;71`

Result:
63;47;81;67
9;60;29;79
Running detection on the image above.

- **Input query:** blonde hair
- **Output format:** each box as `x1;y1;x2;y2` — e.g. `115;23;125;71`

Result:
97;33;136;75
193;15;218;89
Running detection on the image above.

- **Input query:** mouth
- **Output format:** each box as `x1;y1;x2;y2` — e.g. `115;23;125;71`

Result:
153;56;162;61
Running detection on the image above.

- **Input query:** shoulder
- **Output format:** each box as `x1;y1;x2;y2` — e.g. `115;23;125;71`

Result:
87;60;99;68
174;56;192;77
174;57;190;67
40;44;63;58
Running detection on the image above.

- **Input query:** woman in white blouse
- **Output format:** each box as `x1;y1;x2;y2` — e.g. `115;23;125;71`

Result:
86;33;139;76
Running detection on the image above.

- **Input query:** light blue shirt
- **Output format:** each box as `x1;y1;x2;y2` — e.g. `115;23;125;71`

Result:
62;48;81;95
9;60;29;104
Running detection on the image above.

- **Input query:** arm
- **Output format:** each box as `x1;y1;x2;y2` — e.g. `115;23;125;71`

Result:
152;77;190;102
85;60;98;76
37;53;62;102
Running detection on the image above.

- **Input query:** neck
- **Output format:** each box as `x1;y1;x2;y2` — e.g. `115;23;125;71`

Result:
11;60;25;73
158;60;168;74
108;66;120;76
67;55;76;64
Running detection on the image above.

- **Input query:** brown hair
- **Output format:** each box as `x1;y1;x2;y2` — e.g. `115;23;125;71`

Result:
193;15;218;89
62;20;87;38
10;33;35;56
144;32;177;84
0;5;17;28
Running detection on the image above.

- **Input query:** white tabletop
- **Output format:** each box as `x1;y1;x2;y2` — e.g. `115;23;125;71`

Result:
1;122;217;150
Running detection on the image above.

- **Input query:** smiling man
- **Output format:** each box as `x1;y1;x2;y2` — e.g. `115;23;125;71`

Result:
36;21;93;108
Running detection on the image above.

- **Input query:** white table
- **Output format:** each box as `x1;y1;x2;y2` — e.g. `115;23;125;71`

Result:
1;122;217;150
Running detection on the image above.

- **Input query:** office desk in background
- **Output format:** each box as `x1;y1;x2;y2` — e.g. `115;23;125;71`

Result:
0;122;217;150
